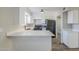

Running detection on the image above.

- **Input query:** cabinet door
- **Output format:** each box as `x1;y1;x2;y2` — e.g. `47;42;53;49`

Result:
73;10;79;23
68;10;74;24
68;32;79;48
62;31;68;46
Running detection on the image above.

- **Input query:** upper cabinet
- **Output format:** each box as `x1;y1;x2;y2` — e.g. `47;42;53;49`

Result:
67;10;79;24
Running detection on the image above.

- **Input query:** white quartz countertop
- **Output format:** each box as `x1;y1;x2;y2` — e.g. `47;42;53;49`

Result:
7;30;55;37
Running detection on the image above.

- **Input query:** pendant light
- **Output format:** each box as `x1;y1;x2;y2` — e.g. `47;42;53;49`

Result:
40;9;44;13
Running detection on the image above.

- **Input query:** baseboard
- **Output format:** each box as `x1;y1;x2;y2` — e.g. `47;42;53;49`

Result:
0;48;12;51
61;43;69;48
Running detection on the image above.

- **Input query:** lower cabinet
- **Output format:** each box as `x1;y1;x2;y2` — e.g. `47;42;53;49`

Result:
62;30;79;48
62;31;69;47
68;32;79;48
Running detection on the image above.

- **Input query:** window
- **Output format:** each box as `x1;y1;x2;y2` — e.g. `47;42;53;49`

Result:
25;12;31;25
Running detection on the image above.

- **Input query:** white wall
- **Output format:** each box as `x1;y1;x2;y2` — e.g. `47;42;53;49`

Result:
44;11;58;20
32;13;43;19
32;11;58;20
0;7;19;50
19;7;25;26
0;7;19;33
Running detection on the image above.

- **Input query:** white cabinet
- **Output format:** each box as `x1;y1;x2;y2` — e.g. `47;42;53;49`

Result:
73;10;79;23
68;32;79;48
68;10;74;23
62;31;69;46
62;30;79;48
68;10;79;24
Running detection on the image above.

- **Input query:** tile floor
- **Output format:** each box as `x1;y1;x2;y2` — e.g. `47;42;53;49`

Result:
52;38;79;51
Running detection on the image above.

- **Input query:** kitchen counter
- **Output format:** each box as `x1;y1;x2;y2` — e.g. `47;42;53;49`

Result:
7;30;54;37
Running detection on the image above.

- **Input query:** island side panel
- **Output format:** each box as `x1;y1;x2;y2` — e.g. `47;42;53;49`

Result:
11;36;52;51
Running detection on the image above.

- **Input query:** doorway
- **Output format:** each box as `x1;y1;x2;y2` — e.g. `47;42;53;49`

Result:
46;20;56;38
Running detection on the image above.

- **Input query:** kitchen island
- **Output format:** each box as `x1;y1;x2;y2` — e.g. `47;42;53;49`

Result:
7;30;54;51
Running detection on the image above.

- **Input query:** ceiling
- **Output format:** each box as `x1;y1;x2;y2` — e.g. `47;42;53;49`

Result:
27;7;79;19
28;7;63;14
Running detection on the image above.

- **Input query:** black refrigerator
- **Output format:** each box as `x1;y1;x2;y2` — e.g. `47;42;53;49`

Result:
46;20;56;37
